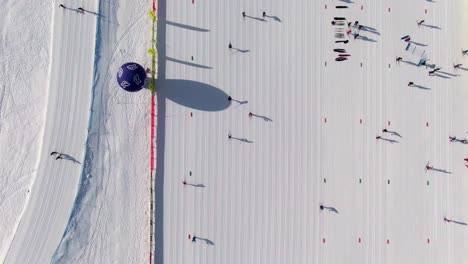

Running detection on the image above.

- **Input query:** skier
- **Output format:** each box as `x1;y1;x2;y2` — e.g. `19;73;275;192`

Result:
228;133;232;139
429;67;442;75
376;136;381;140
354;21;359;27
444;217;452;223
396;57;403;63
462;49;468;56
262;11;266;17
347;22;352;28
50;151;59;156
449;136;457;142
353;33;360;39
408;82;414;87
382;129;388;133
59;4;65;8
426;165;433;170
228;96;232;101
454;63;462;69
78;7;84;12
192;236;197;242
182;180;187;185
417;20;425;27
319;205;324;210
249;112;253;118
242;11;245;17
56;154;64;160
228;43;232;49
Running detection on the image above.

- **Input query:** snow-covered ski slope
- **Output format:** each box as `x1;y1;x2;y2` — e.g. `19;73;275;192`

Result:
0;0;50;261
158;0;468;263
52;0;150;262
4;1;98;263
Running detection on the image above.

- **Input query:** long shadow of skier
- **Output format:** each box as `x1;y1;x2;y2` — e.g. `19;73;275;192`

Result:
264;14;282;22
432;168;451;174
321;205;339;214
384;130;402;138
195;237;215;245
231;47;251;53
251;113;273;122
410;41;428;47
380;137;399;144
402;60;418;67
413;84;431;90
229;135;253;143
420;24;442;30
451;220;467;226
356;35;377;42
244;15;267;22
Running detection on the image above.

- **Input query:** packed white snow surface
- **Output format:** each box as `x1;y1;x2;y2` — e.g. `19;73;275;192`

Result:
3;0;98;263
158;0;468;263
52;0;150;263
0;0;51;262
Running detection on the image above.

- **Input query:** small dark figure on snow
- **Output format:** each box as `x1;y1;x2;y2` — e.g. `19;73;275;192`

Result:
78;7;84;12
56;154;64;160
408;82;414;87
382;129;388;133
192;236;197;242
454;63;462;69
228;133;232;139
59;4;65;8
228;43;232;49
182;180;187;185
242;11;245;17
248;112;253;118
262;12;266;17
347;22;352;27
228;96;232;101
444;217;452;222
319;205;324;210
449;136;457;142
417;20;425;27
396;57;402;63
376;136;381;140
50;151;59;156
429;67;442;75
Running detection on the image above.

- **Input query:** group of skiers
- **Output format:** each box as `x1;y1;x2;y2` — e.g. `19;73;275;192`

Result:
59;4;85;13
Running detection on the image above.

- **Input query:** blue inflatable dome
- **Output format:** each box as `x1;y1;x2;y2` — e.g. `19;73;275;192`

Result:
117;62;147;92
